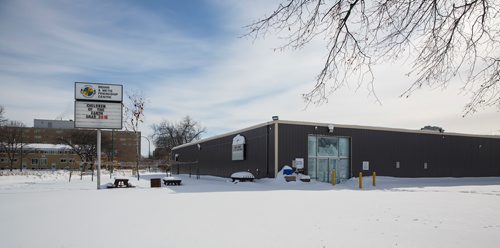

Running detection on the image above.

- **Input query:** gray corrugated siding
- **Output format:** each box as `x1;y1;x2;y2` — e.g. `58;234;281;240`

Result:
173;122;500;179
278;123;500;177
172;125;275;178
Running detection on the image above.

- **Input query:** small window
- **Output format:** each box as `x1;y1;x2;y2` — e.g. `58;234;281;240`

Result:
396;161;400;169
40;158;48;166
424;162;428;169
60;158;67;163
31;158;39;165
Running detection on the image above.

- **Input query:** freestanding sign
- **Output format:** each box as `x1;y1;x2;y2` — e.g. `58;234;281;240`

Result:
74;82;123;189
74;83;123;129
74;101;123;129
75;82;123;102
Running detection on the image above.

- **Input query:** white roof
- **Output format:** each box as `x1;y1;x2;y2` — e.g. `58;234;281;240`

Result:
26;144;72;150
173;119;500;150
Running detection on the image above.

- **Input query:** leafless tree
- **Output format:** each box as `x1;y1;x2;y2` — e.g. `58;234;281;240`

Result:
245;0;500;115
124;91;146;180
152;116;206;160
0;105;6;125
0;120;26;171
58;129;111;180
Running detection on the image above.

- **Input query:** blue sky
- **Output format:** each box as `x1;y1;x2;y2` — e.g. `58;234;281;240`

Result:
1;0;499;155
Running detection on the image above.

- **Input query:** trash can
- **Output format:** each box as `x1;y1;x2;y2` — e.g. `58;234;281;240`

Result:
150;178;161;188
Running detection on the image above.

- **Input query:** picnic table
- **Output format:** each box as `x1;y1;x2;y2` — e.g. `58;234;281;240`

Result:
106;178;134;188
162;177;182;186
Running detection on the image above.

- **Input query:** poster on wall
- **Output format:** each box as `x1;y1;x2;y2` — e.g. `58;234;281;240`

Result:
295;158;304;169
232;134;245;160
362;161;369;171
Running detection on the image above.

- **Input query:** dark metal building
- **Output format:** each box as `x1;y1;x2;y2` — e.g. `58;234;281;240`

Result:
172;120;500;181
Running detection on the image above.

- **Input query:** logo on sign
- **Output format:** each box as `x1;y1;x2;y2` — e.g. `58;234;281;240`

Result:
80;85;96;98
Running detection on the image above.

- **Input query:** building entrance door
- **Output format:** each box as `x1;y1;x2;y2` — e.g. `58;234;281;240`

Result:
317;158;329;183
317;158;339;183
308;135;350;183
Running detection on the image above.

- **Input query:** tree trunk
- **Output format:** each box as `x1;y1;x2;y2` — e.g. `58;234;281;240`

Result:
20;147;23;172
136;132;140;181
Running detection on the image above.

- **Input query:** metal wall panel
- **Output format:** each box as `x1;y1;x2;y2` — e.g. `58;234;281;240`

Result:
278;123;500;178
173;122;500;179
172;125;275;178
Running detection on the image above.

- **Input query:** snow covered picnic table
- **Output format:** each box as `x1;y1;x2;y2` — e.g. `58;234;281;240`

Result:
230;172;255;182
107;178;134;188
162;176;182;186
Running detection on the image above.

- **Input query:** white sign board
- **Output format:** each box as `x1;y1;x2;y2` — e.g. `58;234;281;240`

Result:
232;134;245;161
74;101;122;129
75;82;123;102
295;158;304;169
362;161;369;171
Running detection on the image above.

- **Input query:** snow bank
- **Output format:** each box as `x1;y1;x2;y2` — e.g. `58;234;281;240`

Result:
1;172;500;248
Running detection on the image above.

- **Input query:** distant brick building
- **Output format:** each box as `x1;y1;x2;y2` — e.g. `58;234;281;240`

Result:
0;121;139;170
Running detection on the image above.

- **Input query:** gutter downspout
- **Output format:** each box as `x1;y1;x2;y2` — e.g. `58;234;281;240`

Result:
266;125;269;177
274;121;278;178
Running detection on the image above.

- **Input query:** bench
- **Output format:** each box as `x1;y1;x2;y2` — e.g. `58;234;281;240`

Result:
163;177;182;186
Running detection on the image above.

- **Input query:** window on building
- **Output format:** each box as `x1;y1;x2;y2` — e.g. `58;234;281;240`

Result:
31;158;39;165
40;158;48;166
308;136;317;157
60;158;67;163
317;137;338;157
339;138;349;157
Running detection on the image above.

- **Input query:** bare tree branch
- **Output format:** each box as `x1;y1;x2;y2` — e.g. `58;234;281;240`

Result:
151;116;206;159
124;91;147;180
245;0;500;115
0;121;26;171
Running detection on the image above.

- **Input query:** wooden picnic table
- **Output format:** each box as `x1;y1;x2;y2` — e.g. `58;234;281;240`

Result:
114;178;130;188
162;177;182;186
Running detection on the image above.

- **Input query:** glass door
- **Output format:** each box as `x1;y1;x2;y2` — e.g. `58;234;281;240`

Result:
317;158;329;183
338;159;349;182
328;159;338;184
308;135;350;183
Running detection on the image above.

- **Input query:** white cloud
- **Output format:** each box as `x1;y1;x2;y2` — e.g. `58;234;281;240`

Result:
1;0;499;157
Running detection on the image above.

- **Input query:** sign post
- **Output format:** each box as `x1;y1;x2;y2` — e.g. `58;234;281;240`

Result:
97;129;101;189
74;82;123;190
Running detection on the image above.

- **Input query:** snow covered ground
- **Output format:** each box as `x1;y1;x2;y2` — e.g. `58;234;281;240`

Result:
0;170;499;248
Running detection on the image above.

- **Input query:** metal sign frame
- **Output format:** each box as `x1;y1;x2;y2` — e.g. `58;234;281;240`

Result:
74;82;124;190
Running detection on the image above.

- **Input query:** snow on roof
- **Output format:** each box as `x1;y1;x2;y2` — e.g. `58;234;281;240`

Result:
173;119;500;150
25;144;72;150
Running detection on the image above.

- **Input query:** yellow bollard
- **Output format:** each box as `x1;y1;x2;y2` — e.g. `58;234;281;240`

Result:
373;172;376;187
359;172;363;189
332;169;336;186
